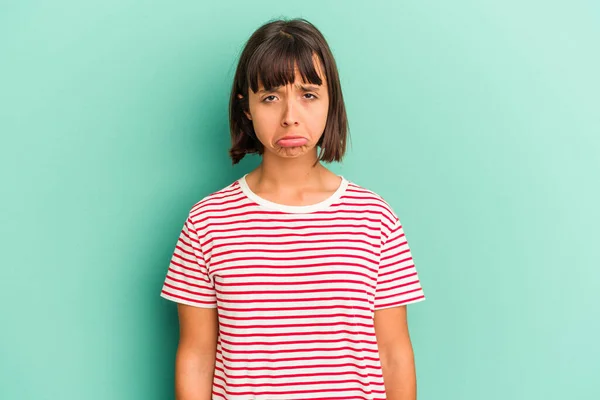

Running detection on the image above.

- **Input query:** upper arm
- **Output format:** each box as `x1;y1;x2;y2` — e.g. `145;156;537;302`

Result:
373;305;412;356
177;303;218;354
174;304;218;399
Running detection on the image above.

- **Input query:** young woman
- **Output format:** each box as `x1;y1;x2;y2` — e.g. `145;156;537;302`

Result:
160;18;426;400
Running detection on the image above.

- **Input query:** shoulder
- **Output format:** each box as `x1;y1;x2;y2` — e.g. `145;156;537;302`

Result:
344;178;399;228
185;178;245;225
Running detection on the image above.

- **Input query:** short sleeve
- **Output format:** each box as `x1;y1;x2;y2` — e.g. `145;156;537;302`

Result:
159;215;217;308
374;217;426;310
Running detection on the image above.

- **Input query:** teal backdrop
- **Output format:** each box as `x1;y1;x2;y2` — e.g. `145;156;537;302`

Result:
1;1;598;399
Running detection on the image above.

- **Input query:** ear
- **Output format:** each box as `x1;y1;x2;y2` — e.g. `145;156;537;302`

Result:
237;93;252;120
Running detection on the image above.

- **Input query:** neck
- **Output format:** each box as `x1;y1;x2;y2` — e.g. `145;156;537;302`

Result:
255;148;326;188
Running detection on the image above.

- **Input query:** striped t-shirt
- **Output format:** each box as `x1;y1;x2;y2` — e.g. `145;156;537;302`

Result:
160;174;426;399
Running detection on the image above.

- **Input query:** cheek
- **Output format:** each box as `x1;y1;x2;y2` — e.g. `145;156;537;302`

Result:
248;110;278;144
311;102;329;131
251;110;278;133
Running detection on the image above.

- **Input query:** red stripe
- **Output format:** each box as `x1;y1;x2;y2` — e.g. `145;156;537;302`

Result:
221;268;375;279
204;231;379;247
210;252;378;268
217;350;381;364
214;286;374;297
218;328;374;338
376;288;424;302
210;260;378;276
213;243;379;258
165;272;210;287
217;312;373;322
216;366;382;381
195;209;381;225
210;237;376;251
377;271;418;286
203;230;380;248
213;359;382;372
214;296;374;305
205;222;380;236
219;345;379;356
218;336;377;347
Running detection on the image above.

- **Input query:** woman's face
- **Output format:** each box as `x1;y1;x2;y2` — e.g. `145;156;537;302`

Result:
241;59;329;159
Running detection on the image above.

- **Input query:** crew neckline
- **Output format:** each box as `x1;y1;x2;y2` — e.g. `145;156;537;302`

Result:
238;173;349;214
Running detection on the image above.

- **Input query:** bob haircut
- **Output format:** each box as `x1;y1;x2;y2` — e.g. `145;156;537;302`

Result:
228;18;349;165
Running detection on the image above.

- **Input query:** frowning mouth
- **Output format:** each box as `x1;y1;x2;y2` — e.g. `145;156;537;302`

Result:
278;135;304;141
276;136;309;147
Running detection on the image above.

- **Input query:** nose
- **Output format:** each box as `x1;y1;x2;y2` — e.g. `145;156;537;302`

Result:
281;95;299;127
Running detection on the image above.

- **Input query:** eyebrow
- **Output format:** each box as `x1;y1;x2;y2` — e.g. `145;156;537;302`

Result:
258;84;322;94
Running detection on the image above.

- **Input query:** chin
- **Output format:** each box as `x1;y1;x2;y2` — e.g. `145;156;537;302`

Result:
270;145;313;158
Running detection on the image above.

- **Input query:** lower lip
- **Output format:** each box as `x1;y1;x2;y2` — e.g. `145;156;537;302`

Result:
277;138;308;147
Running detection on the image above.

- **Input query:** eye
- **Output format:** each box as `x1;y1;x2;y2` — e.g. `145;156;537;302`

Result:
262;95;277;103
304;93;317;99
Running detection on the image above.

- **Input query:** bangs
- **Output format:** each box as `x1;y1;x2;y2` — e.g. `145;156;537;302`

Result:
246;35;324;93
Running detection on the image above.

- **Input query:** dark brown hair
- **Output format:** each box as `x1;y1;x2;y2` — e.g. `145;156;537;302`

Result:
228;18;349;165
